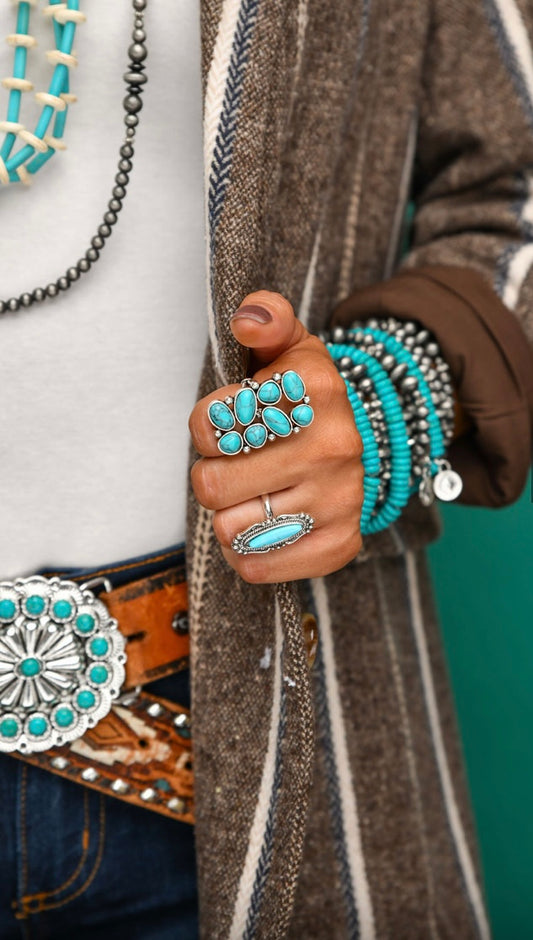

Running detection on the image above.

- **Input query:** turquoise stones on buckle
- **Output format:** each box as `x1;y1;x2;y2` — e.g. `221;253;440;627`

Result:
231;495;314;554
208;371;314;456
0;575;126;754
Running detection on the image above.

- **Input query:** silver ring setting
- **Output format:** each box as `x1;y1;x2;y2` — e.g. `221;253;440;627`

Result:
231;494;314;554
208;371;314;456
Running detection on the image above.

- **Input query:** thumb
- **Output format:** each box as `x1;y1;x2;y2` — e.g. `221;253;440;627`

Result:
229;290;309;367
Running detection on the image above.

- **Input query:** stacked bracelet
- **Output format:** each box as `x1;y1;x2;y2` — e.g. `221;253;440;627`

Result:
320;317;463;535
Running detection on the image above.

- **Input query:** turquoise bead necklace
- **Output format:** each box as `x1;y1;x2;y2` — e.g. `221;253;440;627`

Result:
0;0;86;184
0;0;149;314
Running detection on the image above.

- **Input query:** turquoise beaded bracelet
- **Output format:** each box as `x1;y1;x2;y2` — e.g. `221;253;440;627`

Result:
327;343;413;534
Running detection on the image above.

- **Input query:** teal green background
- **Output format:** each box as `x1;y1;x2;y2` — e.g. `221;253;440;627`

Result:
428;472;533;939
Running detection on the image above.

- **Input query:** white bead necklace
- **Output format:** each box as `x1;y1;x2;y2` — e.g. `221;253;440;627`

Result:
0;0;148;314
0;0;86;185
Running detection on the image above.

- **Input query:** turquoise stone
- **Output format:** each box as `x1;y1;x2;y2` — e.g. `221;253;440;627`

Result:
291;404;314;427
77;689;96;709
208;400;235;430
218;431;243;455
53;599;72;619
281;370;305;402
55;707;74;728
249;521;304;550
28;716;47;736
234;387;256;425
20;657;40;678
76;614;95;634
244;424;267;448
262;407;292;437
257;380;281;404
0;718;18;738
0;599;16;620
90;664;108;684
90;637;109;657
25;595;45;616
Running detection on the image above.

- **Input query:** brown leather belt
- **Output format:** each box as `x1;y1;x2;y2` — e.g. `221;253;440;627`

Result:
8;565;194;824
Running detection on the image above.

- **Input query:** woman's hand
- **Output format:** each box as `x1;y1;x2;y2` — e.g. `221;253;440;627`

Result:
188;290;364;583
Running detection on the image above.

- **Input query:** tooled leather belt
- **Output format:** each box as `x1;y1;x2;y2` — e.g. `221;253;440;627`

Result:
0;553;194;823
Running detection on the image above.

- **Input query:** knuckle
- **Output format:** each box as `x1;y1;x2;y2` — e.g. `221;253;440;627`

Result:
338;526;363;565
350;425;364;461
349;530;364;559
212;511;233;548
312;363;347;402
351;457;365;496
188;406;205;450
338;422;364;462
190;460;216;509
237;556;267;584
320;423;363;471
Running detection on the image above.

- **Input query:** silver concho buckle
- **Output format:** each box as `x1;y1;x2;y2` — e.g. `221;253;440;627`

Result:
0;575;127;754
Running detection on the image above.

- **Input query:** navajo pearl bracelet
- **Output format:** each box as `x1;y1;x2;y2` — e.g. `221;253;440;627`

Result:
323;320;463;532
335;321;456;478
355;327;447;502
365;318;455;445
354;323;459;503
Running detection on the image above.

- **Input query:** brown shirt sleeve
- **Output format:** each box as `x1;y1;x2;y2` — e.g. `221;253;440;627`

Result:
331;264;533;507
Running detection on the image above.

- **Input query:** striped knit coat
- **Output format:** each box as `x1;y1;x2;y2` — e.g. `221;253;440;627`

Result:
187;1;533;937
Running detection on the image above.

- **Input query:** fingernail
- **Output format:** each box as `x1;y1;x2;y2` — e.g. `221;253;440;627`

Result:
230;304;272;324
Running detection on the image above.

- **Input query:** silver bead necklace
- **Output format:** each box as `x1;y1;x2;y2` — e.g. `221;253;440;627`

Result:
0;0;148;316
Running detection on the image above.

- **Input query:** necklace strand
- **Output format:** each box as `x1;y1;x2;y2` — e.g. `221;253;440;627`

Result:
0;0;148;315
0;0;86;184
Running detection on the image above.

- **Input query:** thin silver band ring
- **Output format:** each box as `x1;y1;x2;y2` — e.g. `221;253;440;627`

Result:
261;494;274;521
232;493;314;554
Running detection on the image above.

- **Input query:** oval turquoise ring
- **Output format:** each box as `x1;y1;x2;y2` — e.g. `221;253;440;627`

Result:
231;495;314;554
208;372;314;456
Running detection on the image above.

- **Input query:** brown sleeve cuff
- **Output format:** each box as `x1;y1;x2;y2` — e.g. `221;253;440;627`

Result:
331;265;533;507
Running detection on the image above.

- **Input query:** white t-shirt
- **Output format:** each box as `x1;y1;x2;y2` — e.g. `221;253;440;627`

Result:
0;0;207;577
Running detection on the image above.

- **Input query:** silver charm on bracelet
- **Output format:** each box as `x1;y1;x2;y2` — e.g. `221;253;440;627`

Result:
432;458;463;501
419;458;463;506
207;371;314;456
231;495;314;554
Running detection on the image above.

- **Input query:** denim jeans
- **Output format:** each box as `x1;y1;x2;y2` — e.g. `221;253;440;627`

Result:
0;545;198;939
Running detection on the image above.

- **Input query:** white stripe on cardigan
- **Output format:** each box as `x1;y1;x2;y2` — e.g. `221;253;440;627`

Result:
229;596;284;938
312;577;376;940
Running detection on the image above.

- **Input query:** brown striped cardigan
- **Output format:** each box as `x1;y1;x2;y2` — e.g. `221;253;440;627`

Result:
188;1;533;937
